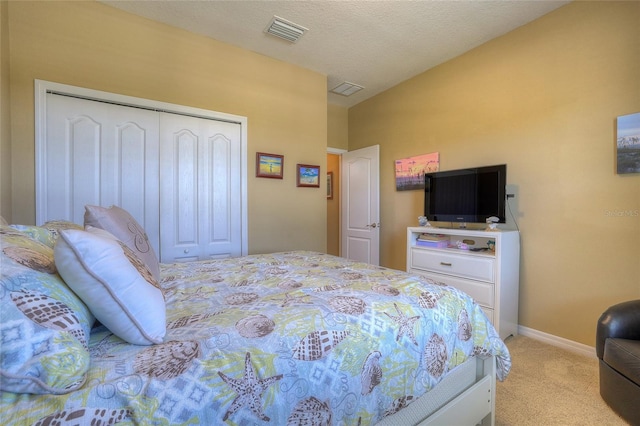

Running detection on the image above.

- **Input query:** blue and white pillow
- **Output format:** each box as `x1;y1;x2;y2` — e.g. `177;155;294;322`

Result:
0;225;94;394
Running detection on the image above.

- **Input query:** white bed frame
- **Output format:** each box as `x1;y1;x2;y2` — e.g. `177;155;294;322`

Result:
377;356;496;426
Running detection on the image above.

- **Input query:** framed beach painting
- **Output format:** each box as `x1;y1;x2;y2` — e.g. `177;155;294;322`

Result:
617;112;640;174
296;164;320;187
256;152;284;179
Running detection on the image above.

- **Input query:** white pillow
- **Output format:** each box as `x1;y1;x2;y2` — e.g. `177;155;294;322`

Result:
54;227;166;345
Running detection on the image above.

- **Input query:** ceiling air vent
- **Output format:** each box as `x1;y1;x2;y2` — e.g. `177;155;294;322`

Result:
265;16;308;43
330;82;364;97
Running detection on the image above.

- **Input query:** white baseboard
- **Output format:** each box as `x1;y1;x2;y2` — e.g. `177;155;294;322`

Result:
517;325;597;359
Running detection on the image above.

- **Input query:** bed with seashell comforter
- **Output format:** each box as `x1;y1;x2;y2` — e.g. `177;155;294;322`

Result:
1;220;510;425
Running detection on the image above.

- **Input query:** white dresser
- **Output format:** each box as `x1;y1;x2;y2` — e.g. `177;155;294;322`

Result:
406;227;520;340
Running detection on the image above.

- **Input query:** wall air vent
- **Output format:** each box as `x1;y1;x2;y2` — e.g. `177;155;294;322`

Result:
330;82;364;97
265;16;308;43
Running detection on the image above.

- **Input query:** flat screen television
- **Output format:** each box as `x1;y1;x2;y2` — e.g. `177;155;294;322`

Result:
424;164;507;224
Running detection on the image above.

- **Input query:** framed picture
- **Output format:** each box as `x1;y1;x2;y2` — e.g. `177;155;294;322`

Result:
296;164;320;187
256;152;284;179
617;112;640;174
327;172;334;199
394;152;440;191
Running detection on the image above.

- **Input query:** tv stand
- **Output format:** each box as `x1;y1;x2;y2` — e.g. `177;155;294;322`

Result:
406;227;520;340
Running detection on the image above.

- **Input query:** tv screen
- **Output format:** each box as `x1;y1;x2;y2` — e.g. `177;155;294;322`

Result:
424;164;507;224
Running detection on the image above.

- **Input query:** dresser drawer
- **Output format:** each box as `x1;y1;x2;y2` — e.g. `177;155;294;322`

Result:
418;271;494;308
410;249;495;282
481;307;494;325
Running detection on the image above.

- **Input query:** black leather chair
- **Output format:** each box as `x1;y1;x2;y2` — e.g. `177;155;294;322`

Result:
596;300;640;425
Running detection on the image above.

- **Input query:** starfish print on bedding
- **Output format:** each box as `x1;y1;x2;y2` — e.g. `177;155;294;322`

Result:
218;352;283;422
278;292;312;307
385;303;421;346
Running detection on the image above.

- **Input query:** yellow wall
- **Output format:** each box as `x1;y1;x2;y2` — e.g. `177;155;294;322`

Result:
4;1;327;254
0;1;10;222
328;104;349;151
349;1;640;346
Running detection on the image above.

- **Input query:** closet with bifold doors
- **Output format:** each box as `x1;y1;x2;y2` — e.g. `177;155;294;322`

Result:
36;82;247;262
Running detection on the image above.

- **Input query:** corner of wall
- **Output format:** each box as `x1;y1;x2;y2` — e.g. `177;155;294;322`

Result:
328;103;349;151
0;0;12;222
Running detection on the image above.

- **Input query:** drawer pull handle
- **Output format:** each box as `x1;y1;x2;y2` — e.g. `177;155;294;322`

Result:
440;262;452;267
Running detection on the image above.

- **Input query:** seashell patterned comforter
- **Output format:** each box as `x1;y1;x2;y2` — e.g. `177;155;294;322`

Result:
1;251;510;425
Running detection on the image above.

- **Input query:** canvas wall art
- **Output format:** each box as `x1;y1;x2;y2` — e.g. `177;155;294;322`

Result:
395;152;440;190
617;112;640;174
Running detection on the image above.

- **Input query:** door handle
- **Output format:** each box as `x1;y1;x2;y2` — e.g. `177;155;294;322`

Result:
366;222;380;228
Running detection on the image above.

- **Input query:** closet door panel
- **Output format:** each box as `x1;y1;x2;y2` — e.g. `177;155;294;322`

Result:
200;121;242;259
40;94;160;253
209;135;231;242
177;129;199;260
119;123;153;230
160;116;200;262
71;117;101;220
44;106;101;223
111;114;160;255
160;113;241;262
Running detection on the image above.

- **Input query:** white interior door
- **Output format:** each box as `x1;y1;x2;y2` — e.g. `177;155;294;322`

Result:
341;145;380;265
41;93;161;253
159;113;242;262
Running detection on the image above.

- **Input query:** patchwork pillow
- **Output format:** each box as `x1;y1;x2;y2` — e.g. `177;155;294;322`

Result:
84;205;159;282
0;225;93;394
10;220;83;248
54;227;166;345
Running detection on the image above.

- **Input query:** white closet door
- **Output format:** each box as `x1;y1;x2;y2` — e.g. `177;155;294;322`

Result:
159;113;242;262
41;94;160;253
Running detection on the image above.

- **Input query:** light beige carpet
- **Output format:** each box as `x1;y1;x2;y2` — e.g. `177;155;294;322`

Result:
495;335;629;426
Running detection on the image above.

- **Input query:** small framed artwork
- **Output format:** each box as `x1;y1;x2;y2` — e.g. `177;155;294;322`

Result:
327;172;334;199
617;112;640;174
256;152;284;179
296;164;320;187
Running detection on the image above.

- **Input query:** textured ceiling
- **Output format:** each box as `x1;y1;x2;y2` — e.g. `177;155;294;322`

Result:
100;1;569;108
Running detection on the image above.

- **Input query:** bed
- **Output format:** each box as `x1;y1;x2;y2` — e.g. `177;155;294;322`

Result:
0;213;510;426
